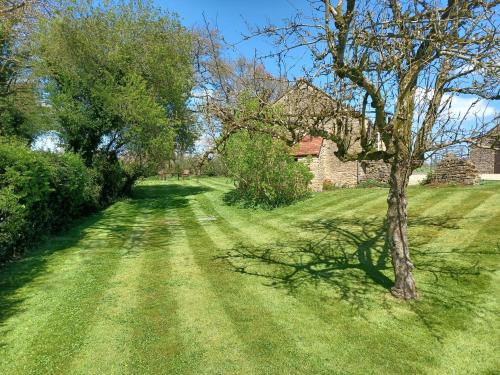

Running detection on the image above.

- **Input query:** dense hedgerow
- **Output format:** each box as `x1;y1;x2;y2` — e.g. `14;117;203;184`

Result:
0;138;105;262
223;131;313;208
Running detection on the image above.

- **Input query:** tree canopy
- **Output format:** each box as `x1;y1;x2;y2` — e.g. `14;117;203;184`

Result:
0;0;51;141
37;0;195;174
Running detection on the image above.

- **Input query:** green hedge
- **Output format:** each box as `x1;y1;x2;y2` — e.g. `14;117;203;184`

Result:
0;138;102;262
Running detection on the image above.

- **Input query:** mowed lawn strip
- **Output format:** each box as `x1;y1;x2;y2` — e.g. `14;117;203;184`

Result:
0;178;498;374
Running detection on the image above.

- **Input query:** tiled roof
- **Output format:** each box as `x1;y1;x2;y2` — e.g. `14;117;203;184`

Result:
292;136;323;156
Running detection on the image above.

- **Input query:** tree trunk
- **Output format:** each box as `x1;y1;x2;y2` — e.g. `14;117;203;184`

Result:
386;162;418;299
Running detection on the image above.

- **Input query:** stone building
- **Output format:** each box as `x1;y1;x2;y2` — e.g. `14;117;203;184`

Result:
469;125;500;174
276;80;388;191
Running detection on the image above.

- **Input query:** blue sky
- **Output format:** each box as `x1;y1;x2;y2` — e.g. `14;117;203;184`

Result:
155;0;311;77
157;1;498;117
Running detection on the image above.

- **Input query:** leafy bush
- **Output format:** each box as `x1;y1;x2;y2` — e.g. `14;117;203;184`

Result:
420;170;435;185
223;131;313;208
92;152;128;205
0;138;100;262
357;178;390;188
46;152;101;229
0;188;25;258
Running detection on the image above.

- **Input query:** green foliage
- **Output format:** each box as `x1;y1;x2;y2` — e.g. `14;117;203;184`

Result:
420;170;433;185
92;153;129;205
45;152;101;227
202;156;228;177
0;138;100;262
357;178;390;188
0;90;53;142
36;0;194;172
223;131;313;208
0;2;53;142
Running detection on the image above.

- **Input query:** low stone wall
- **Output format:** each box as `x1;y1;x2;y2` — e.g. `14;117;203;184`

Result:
360;161;391;183
432;154;480;185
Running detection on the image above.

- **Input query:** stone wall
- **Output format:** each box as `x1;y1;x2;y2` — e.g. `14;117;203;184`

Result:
469;124;499;174
320;139;359;188
470;147;496;174
359;161;391;183
432;154;480;185
297;155;323;192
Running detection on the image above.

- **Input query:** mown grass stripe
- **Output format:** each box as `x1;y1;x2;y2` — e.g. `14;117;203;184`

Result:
192;180;384;243
0;201;141;375
178;197;350;374
67;213;151;375
113;181;199;374
169;204;257;375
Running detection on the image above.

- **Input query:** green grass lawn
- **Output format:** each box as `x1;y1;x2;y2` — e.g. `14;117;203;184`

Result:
1;178;499;374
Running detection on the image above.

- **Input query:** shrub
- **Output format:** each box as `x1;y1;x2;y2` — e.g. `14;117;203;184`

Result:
0;138;100;262
420;170;435;185
0;188;25;258
357;178;390;188
201;156;228;177
223;131;313;208
92;152;128;205
45;152;101;229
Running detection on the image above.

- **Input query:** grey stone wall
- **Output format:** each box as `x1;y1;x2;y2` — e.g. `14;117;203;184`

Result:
359;161;391;183
432;154;480;185
470;147;495;173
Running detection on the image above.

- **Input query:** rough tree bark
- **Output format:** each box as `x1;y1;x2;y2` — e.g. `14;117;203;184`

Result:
386;162;417;299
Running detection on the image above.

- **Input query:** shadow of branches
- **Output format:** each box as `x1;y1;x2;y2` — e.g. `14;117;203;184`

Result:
218;213;497;316
218;216;392;308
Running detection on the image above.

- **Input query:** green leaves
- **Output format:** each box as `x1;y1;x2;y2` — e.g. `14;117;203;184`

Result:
0;138;100;261
37;0;194;171
224;131;313;208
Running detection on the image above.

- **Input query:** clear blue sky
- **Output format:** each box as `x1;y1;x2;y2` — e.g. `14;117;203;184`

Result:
155;0;311;77
157;0;498;121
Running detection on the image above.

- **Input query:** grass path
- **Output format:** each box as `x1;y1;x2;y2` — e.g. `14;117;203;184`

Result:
0;178;499;374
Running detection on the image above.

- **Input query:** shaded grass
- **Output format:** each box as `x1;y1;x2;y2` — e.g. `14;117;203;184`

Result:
0;178;499;374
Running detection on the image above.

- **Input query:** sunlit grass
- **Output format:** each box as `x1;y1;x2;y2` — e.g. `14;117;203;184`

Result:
0;178;499;374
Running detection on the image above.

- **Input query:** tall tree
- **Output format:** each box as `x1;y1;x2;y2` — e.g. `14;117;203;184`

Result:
37;0;194;176
253;0;499;299
0;0;51;141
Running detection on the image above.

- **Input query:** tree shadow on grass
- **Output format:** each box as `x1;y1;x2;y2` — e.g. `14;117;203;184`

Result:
0;183;211;335
217;213;495;319
218;216;391;309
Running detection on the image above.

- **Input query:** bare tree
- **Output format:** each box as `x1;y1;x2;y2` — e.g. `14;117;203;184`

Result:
192;22;294;166
246;0;499;299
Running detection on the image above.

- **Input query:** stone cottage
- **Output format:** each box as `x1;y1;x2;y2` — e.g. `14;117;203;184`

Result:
275;79;388;191
469;124;500;174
